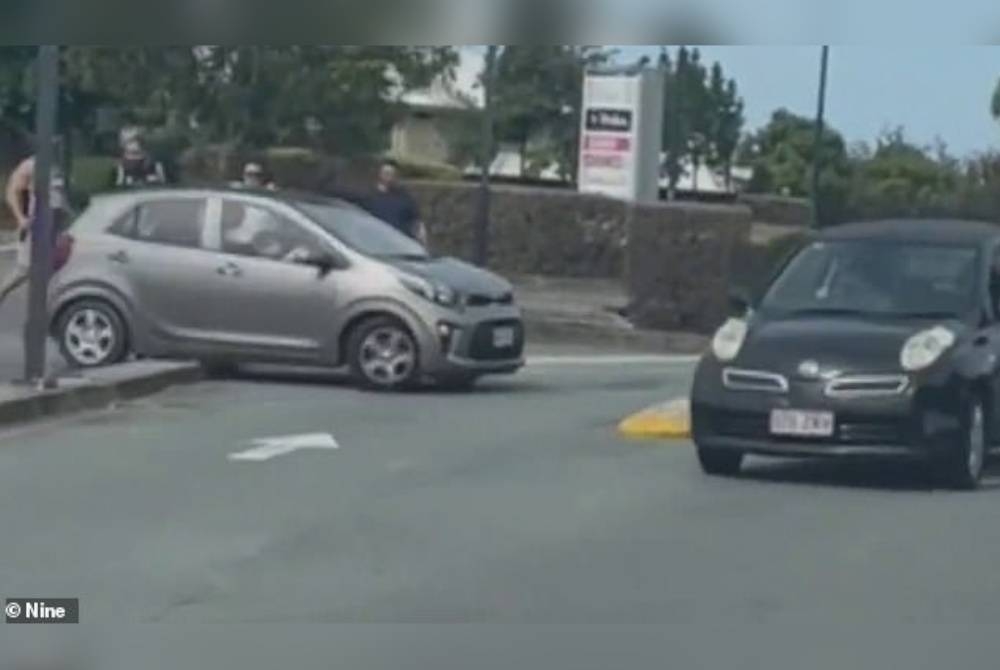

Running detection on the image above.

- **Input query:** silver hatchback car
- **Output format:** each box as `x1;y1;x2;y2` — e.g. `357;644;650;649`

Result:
48;188;525;389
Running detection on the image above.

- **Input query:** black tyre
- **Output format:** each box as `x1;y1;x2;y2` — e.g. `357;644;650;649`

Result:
347;316;421;391
697;447;744;476
56;299;128;368
934;396;987;491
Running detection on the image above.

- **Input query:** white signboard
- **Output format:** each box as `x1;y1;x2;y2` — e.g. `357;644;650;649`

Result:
578;69;664;203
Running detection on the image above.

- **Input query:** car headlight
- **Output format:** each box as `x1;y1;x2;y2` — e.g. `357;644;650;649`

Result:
397;273;460;309
712;318;748;362
900;325;956;372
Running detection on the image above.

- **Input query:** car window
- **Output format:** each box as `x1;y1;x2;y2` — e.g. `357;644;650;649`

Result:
296;202;428;259
761;240;981;318
132;199;209;249
221;201;323;263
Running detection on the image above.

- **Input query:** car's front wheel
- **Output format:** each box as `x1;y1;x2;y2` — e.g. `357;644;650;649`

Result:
56;299;128;368
696;446;744;476
935;396;987;490
347;316;421;391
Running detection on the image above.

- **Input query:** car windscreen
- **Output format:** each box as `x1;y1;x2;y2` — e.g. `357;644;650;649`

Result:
759;239;981;319
297;203;428;259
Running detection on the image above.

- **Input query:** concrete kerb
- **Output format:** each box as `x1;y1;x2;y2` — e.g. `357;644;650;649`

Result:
0;361;204;429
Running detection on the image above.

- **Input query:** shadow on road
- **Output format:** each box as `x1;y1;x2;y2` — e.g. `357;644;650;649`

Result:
740;457;1000;493
214;365;553;395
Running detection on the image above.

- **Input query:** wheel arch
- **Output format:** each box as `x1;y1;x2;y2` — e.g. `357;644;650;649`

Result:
335;299;430;366
50;284;133;347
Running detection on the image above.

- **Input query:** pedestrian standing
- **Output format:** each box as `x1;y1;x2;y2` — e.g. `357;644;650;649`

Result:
360;159;428;245
114;139;166;188
1;153;69;305
232;162;277;190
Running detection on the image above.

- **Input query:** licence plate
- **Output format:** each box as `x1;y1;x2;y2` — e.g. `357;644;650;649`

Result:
492;326;515;348
769;409;835;437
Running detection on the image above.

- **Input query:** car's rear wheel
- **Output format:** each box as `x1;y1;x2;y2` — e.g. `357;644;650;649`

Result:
935;396;987;490
696;446;744;476
56;299;128;368
347;316;421;391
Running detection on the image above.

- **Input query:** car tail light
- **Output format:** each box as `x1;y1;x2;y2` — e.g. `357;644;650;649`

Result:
53;233;74;272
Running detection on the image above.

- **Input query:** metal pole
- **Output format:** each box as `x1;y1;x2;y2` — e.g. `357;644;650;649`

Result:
811;45;829;229
474;45;498;267
23;45;59;385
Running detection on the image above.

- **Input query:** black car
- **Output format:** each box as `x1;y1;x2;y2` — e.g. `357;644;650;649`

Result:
691;219;1000;489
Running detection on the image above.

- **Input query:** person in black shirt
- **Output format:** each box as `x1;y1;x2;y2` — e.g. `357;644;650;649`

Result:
361;159;427;244
114;139;166;188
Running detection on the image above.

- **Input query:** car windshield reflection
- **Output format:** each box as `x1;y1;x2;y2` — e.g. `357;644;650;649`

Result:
760;240;980;320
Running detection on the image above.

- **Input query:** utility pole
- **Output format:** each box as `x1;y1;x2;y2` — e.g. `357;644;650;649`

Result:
473;45;498;267
811;45;829;229
22;45;59;386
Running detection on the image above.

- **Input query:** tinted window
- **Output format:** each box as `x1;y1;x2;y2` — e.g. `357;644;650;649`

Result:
761;240;981;318
298;203;427;259
133;200;208;249
221;201;322;263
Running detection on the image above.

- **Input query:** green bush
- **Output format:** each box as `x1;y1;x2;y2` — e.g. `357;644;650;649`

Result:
391;157;462;182
732;229;812;299
70;155;118;202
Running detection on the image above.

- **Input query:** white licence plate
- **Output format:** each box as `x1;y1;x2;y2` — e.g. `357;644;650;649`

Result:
492;327;515;348
769;409;835;437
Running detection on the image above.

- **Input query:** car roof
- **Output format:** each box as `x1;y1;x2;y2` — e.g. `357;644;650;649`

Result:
819;219;1000;245
89;185;361;211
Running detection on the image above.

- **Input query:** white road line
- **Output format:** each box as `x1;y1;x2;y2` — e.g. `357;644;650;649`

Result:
0;243;17;253
526;354;701;366
227;432;339;462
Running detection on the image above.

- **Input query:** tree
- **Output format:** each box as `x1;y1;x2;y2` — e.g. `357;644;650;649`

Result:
741;108;852;224
492;45;611;180
992;79;1000;122
846;128;961;219
659;47;744;197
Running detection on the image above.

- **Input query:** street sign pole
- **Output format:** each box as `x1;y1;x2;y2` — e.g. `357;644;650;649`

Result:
811;45;829;229
23;45;59;385
473;45;498;267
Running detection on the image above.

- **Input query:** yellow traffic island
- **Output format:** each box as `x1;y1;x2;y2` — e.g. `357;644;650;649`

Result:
617;397;691;440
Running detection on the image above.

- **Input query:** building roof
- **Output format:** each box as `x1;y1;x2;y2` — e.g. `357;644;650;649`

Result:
821;219;1000;245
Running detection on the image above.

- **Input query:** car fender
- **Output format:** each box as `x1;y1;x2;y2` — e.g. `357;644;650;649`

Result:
48;281;136;337
950;340;997;384
328;296;434;365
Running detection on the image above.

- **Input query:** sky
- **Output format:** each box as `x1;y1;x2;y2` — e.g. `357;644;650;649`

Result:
454;46;1000;158
622;46;1000;158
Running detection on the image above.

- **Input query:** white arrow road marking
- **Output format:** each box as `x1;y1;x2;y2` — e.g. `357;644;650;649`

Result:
227;432;339;462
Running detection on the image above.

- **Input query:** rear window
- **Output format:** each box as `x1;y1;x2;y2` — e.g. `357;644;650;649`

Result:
108;199;208;249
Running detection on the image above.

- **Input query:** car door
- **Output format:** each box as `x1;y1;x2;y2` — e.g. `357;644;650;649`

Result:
206;198;338;355
108;195;225;348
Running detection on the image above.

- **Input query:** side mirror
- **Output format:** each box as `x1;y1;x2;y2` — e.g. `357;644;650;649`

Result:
728;285;754;316
295;251;339;277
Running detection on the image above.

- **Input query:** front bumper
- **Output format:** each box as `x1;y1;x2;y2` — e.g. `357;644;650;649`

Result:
420;308;526;377
690;358;964;460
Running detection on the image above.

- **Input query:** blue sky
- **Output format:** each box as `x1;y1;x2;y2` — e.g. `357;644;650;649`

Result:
621;46;1000;157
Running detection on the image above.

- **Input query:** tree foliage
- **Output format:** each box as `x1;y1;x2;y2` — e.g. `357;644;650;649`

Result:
492;45;612;180
0;46;459;159
659;47;744;196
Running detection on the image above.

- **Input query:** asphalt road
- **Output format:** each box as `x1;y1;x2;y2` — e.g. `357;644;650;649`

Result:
3;356;1000;667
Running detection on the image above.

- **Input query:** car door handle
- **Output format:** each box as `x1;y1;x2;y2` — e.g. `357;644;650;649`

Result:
107;250;129;264
216;262;243;277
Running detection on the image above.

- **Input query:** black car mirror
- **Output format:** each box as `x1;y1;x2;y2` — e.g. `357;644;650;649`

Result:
294;251;339;276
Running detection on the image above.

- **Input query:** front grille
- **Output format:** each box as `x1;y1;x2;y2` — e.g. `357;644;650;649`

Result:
825;375;908;398
466;292;514;307
722;368;788;393
837;418;908;445
701;407;908;446
468;319;524;360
